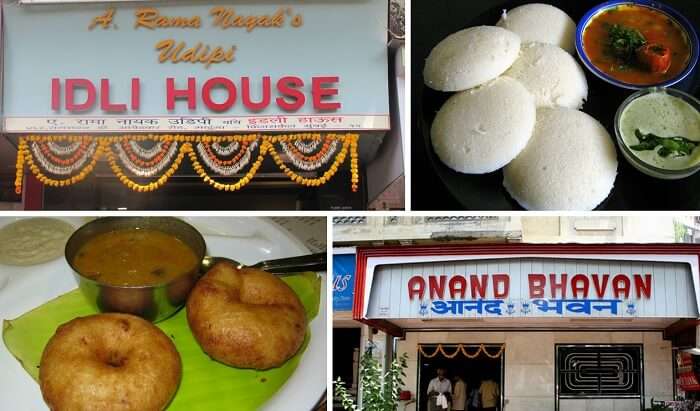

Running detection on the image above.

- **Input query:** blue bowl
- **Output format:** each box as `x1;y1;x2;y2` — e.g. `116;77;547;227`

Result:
576;0;699;90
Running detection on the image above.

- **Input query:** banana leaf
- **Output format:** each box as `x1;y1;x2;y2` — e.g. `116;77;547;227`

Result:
2;272;321;411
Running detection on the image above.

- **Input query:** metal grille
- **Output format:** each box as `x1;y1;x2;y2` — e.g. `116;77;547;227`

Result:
557;345;642;397
332;217;367;225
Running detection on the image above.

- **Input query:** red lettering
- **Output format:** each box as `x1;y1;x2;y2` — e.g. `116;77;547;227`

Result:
100;79;127;113
634;274;652;299
592;274;610;298
51;78;60;111
492;274;509;298
429;275;447;300
276;76;305;111
131;78;141;111
550;274;568;298
448;275;467;299
166;77;197;110
202;77;237;112
470;275;488;298
570;274;589;298
408;276;425;301
612;274;631;299
65;79;96;112
529;274;546;298
242;76;271;111
312;76;341;110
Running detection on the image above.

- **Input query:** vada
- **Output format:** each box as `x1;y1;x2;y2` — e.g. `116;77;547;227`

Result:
39;313;181;411
186;262;306;370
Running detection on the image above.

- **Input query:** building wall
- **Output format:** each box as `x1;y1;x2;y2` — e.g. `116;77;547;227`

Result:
521;216;676;244
396;331;673;411
333;216;677;245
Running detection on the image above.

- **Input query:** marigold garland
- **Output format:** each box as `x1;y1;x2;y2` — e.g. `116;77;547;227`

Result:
14;134;360;194
106;143;191;193
16;138;103;192
418;344;505;359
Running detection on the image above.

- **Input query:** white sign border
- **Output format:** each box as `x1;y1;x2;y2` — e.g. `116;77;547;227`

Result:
362;253;700;319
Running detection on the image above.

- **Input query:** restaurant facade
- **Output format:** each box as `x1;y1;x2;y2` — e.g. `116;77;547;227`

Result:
1;0;401;210
351;242;700;411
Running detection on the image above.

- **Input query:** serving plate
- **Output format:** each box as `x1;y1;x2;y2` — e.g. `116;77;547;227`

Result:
0;217;326;411
413;0;700;210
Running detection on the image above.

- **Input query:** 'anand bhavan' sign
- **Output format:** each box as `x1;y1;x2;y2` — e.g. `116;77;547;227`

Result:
365;256;699;319
407;272;651;317
2;1;389;132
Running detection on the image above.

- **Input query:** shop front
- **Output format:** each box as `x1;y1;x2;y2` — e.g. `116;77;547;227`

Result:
1;0;394;210
352;243;700;411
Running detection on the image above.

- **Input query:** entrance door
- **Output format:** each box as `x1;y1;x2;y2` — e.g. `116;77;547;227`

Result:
418;344;504;411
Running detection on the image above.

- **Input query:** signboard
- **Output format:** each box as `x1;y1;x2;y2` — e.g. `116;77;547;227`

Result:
333;253;356;312
2;0;389;133
366;257;699;319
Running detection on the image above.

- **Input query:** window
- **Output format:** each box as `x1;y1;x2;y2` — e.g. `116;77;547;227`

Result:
556;345;642;397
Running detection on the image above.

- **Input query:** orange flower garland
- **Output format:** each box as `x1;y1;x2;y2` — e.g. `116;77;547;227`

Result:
36;141;91;166
119;140;173;168
14;134;360;194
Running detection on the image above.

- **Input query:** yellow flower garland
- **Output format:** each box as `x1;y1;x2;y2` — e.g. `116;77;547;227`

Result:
268;134;350;188
418;344;505;359
188;140;269;192
14;134;360;194
15;137;104;193
106;142;191;193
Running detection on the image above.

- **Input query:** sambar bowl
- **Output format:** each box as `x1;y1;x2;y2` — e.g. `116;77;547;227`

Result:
65;217;206;322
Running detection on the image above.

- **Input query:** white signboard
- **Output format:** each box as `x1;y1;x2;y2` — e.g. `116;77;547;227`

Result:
367;257;699;319
2;0;389;133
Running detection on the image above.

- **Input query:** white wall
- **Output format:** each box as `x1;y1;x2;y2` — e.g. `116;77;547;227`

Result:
396;331;673;411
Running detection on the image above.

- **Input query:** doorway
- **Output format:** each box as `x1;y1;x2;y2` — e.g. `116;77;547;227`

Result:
333;328;362;410
418;344;504;411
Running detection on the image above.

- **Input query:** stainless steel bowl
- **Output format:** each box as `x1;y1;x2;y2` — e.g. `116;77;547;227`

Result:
65;217;207;323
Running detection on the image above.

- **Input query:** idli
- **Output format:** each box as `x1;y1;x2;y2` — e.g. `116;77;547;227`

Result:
504;42;588;109
503;108;618;210
497;3;576;54
431;76;536;174
424;26;521;91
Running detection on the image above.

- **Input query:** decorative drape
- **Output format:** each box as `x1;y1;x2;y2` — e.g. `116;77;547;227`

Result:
15;134;359;194
418;344;505;359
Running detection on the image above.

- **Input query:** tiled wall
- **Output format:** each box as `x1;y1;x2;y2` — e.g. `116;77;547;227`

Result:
396;331;673;411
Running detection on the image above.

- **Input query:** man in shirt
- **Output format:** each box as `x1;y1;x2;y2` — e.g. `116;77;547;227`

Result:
479;377;500;411
452;374;467;411
427;368;452;411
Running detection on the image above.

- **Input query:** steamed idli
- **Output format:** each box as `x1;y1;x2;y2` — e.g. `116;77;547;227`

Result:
503;107;618;210
424;26;521;91
504;42;588;109
431;76;536;174
497;3;576;54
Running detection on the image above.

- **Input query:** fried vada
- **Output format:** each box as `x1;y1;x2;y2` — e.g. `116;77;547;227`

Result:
39;313;181;411
186;262;306;370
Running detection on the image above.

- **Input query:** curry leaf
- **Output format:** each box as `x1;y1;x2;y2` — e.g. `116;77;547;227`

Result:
630;129;698;158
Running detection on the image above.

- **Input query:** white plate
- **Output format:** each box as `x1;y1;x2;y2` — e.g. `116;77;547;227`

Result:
0;217;327;411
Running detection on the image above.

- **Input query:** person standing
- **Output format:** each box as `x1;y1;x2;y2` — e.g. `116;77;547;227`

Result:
467;385;480;411
452;374;467;411
479;377;500;411
427;368;452;411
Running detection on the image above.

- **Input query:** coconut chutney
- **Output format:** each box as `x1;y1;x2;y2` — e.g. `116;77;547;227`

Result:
619;91;700;170
0;218;75;266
